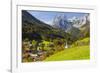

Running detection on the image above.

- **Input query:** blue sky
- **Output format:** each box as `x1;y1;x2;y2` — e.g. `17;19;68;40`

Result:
28;10;88;25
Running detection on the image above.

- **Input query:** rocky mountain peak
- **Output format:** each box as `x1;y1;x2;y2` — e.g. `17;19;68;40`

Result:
52;14;73;32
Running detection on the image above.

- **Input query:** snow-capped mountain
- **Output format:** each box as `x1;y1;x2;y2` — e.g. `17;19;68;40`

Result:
53;14;89;30
52;14;90;40
68;14;90;28
52;14;90;33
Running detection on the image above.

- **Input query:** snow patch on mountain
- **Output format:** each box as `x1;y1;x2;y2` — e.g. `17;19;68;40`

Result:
52;14;90;32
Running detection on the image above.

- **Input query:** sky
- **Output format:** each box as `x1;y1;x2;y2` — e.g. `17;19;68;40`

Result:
28;10;89;25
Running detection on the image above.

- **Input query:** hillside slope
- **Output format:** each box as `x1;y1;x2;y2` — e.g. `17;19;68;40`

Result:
44;38;90;61
22;10;68;41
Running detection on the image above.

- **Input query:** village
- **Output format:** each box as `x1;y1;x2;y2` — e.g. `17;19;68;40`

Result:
22;38;67;62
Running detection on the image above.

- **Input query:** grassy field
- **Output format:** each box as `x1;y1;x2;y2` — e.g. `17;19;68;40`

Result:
44;38;90;61
45;46;90;61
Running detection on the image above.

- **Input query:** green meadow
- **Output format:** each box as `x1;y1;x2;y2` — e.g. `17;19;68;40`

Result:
45;38;90;61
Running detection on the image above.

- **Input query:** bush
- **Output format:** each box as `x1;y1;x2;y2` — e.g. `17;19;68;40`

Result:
71;37;90;47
